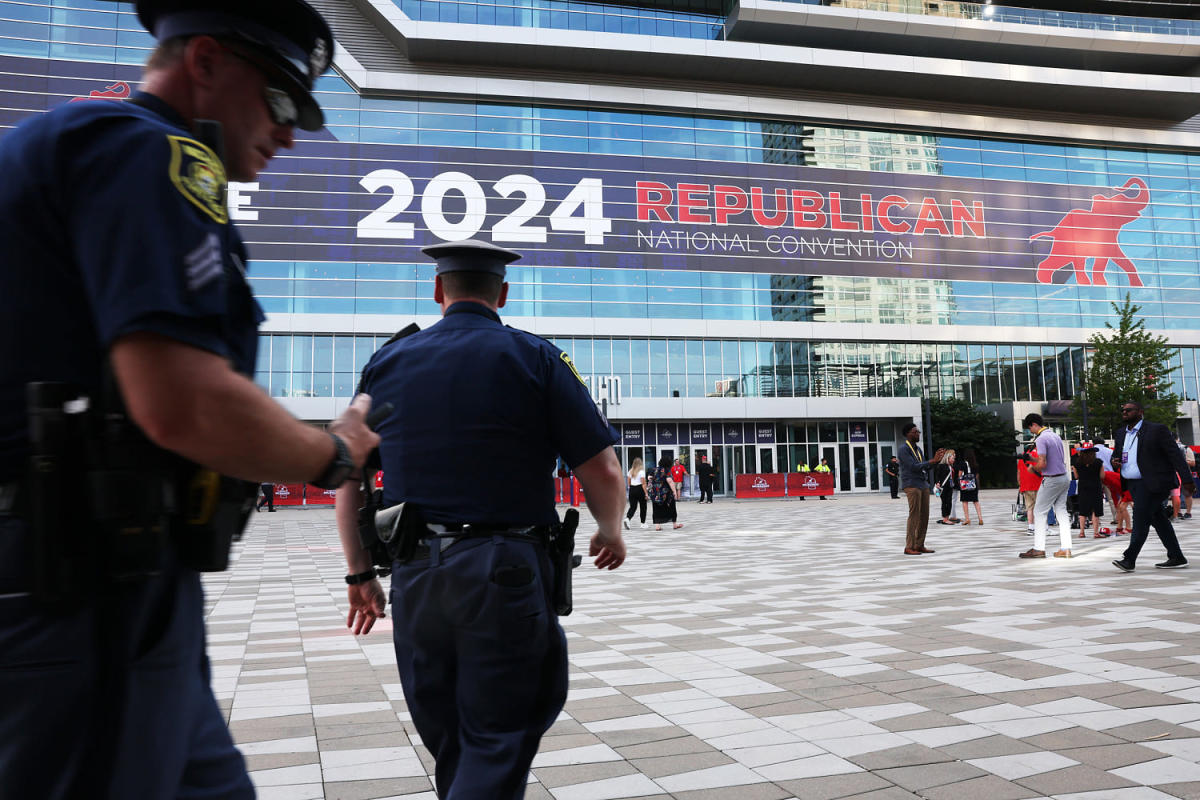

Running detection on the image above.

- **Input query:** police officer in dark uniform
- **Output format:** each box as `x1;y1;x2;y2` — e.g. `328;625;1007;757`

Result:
336;240;628;799
0;2;380;797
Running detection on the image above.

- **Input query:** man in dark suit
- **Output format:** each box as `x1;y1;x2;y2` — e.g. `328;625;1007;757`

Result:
1110;401;1192;571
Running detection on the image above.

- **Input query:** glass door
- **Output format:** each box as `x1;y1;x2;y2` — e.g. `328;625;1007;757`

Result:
820;445;837;494
851;444;869;492
758;446;774;474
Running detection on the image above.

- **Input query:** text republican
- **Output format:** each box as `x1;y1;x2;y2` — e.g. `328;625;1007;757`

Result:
635;182;986;237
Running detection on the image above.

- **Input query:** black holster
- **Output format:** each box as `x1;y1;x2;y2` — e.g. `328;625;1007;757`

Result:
357;478;425;567
26;382;252;610
548;508;580;616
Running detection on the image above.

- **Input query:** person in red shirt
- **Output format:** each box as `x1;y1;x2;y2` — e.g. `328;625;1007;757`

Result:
1017;447;1041;535
1103;468;1130;534
671;458;687;493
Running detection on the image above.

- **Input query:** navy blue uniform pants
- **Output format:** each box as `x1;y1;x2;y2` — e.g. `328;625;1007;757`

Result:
390;535;568;799
1124;479;1186;565
0;517;253;800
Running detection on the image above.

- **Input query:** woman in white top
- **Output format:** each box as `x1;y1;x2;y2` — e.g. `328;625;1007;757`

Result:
624;457;647;529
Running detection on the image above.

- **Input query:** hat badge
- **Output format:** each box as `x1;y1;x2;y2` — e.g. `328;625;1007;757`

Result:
309;37;328;79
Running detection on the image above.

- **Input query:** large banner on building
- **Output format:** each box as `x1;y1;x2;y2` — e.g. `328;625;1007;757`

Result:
0;55;1159;286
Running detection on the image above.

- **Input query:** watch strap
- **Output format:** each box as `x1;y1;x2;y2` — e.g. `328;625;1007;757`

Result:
345;569;380;585
312;432;354;489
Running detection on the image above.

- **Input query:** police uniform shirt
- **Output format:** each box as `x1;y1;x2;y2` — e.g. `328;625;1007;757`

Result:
360;302;618;526
0;92;264;480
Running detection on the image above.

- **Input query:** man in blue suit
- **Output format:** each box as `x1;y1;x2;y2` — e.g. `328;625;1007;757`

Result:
1110;401;1193;572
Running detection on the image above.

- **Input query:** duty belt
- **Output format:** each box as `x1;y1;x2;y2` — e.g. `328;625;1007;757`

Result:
409;523;545;561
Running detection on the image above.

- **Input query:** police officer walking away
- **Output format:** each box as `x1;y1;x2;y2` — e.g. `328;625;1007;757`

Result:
336;240;627;799
0;2;380;797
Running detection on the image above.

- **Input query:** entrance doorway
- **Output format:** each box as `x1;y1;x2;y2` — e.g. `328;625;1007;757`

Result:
758;446;774;474
851;444;869;491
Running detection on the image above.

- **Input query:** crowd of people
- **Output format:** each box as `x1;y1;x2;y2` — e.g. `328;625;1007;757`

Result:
898;405;1198;570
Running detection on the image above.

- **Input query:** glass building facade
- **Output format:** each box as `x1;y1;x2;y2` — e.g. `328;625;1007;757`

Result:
3;0;1198;492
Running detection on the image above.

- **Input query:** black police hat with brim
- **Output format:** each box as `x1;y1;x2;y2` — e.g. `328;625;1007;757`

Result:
422;240;521;277
136;0;333;131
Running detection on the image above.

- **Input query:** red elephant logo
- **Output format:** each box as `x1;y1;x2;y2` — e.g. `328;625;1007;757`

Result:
69;81;131;102
1030;177;1148;287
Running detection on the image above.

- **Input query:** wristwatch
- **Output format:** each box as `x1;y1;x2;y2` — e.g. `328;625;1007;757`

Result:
345;569;380;585
312;432;354;489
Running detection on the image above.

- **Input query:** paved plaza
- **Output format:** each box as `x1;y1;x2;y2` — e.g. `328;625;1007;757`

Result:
207;491;1200;800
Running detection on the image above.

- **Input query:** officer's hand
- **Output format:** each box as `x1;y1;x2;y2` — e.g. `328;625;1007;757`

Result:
330;394;382;469
589;530;626;570
347;580;387;635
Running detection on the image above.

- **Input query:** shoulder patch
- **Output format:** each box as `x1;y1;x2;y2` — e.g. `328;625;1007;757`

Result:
167;135;227;224
560;351;587;387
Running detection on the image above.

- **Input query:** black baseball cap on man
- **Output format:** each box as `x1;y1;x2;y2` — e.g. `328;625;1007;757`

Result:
135;0;333;131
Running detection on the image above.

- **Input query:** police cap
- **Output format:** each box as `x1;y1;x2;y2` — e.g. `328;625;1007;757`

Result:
422;240;521;277
136;0;333;131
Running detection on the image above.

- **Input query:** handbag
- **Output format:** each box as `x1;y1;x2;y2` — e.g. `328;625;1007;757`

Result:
933;467;952;497
959;472;977;491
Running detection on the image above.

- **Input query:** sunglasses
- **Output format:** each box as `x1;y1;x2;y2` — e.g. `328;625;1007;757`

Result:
221;45;299;128
261;85;299;128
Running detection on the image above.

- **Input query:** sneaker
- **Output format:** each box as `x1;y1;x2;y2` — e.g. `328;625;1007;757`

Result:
1184;513;1193;520
1112;559;1135;573
1156;558;1189;569
1019;549;1045;559
641;522;648;529
623;519;630;530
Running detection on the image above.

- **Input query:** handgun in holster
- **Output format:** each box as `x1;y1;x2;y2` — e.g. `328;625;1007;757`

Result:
356;469;423;568
26;380;253;611
548;508;581;616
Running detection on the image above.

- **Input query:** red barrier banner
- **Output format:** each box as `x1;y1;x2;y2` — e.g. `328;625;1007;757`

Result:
735;473;786;498
787;472;834;497
274;483;305;506
305;484;338;505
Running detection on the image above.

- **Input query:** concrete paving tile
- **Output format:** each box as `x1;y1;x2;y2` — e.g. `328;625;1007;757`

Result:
1060;743;1170;770
839;789;923;800
844;743;954;771
626;750;733;778
242;753;320;772
321;777;435;799
919;774;1042;800
534;761;641;789
1156;782;1200;800
317;732;415;750
873;762;989;792
669;786;792;800
774;772;895;799
1021;727;1125;750
1110;721;1200;742
937;734;1040;760
1115;757;1200;786
613;736;714;760
1016;764;1139;795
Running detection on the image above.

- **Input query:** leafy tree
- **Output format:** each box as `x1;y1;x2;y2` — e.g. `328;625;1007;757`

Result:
1068;295;1181;440
928;397;1018;461
928;397;1020;487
